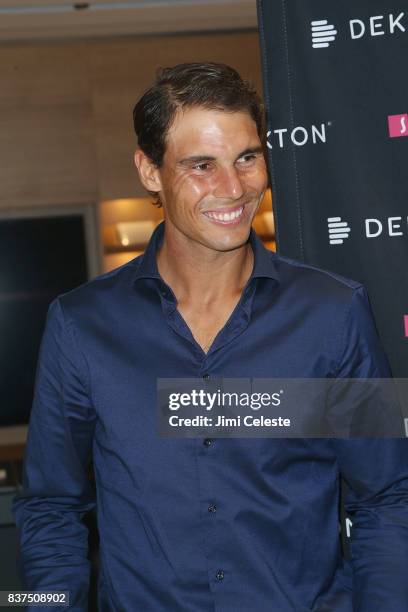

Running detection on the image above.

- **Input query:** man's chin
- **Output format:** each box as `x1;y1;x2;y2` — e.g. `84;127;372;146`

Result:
200;230;251;253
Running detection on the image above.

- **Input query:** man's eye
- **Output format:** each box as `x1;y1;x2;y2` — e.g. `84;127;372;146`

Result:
193;162;211;171
238;154;257;164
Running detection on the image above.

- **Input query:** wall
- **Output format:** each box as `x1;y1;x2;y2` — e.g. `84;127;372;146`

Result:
0;31;263;210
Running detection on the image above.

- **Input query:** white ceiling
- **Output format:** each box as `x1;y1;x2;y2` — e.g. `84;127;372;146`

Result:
0;0;258;42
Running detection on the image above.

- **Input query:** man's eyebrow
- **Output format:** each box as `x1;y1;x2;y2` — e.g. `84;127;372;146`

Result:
236;146;264;159
177;146;264;166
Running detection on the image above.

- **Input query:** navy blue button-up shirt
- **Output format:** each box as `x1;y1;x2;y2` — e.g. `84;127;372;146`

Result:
13;221;408;611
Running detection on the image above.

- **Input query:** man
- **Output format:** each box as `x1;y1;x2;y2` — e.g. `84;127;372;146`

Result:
13;63;408;611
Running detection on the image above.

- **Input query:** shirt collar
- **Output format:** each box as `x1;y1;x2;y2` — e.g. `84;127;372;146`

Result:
133;220;280;284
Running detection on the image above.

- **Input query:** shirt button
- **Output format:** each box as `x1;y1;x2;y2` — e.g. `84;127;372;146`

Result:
215;569;224;581
203;373;210;380
203;438;212;447
208;503;217;513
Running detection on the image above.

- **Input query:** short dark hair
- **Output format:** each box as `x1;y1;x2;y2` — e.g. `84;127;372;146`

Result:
133;62;265;206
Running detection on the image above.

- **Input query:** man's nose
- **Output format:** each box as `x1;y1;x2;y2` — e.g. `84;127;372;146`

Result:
213;166;245;200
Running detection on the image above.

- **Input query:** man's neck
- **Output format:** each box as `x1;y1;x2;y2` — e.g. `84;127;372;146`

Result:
156;226;254;306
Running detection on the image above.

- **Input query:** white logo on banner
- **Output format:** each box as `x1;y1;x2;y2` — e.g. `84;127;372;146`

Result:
365;217;406;238
326;215;407;245
266;123;328;149
311;20;338;48
350;13;405;39
310;13;405;48
327;217;351;244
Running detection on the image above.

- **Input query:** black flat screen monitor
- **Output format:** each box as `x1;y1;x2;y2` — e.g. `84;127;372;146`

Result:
0;205;100;427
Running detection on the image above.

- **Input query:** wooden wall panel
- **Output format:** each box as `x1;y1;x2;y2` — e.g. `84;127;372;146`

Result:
0;31;262;208
0;43;98;208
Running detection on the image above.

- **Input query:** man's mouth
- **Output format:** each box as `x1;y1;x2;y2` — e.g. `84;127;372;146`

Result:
202;204;245;225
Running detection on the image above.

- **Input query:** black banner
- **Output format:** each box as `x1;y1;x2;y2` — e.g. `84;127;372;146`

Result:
257;0;408;377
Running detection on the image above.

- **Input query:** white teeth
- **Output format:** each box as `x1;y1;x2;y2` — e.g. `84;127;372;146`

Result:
205;206;244;222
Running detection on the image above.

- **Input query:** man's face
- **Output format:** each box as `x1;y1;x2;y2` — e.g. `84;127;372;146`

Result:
153;107;268;252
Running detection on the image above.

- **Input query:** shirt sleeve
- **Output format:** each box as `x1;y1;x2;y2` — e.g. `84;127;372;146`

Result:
12;297;97;611
331;285;408;611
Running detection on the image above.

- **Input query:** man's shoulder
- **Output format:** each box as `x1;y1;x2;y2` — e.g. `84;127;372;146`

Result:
270;249;363;291
266;249;365;313
55;254;144;313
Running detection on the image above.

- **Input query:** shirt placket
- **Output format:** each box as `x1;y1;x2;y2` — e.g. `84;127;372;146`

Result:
157;279;257;607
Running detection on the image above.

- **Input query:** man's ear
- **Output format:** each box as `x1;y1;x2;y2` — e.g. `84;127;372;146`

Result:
134;149;162;194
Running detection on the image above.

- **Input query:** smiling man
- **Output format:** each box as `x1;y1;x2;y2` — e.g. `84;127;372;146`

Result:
13;63;408;611
134;84;267;355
